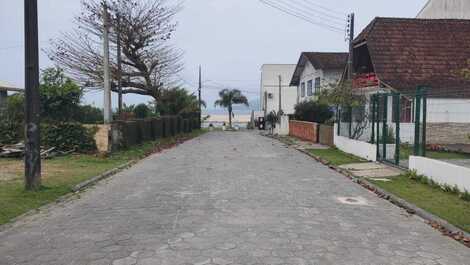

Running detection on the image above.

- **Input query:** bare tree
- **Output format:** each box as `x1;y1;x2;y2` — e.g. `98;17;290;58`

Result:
47;0;183;101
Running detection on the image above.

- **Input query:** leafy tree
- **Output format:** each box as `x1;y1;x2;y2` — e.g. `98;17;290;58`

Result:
294;101;333;124
0;94;25;144
39;67;83;122
74;105;103;124
155;87;205;116
47;0;183;100
134;104;151;119
214;89;249;128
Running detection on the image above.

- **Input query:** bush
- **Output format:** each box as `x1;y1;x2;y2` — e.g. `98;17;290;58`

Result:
41;123;97;153
74;105;103;124
134;104;151;119
294;100;333;124
0;94;25;145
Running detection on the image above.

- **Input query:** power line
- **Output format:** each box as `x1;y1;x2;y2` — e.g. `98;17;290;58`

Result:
295;0;347;16
276;0;346;25
259;0;345;34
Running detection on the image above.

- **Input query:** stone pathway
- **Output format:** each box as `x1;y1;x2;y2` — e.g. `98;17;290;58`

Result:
339;162;404;179
0;131;469;265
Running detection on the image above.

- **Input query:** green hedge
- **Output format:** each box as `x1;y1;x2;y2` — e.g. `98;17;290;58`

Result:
41;123;97;153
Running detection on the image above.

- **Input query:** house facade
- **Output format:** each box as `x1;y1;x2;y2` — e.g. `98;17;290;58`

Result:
260;64;297;116
290;52;348;103
350;17;470;145
0;81;23;111
417;0;470;19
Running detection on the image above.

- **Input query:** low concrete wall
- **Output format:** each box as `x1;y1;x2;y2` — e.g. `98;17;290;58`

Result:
409;156;470;192
289;120;319;142
334;124;377;161
274;115;289;136
319;125;334;146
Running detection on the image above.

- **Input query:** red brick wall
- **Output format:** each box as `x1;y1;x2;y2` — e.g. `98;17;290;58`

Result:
289;120;319;143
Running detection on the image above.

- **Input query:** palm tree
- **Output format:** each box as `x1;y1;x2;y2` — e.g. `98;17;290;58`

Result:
214;89;249;128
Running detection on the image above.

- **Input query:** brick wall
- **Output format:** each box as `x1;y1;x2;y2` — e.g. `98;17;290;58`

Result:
319;125;334;146
289;120;319;142
427;123;470;144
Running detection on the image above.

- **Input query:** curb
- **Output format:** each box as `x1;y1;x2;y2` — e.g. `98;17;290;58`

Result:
267;134;470;248
71;161;137;192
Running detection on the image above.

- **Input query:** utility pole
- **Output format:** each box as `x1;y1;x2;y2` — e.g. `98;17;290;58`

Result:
198;65;202;124
116;14;123;116
24;0;41;190
347;13;355;80
103;1;112;124
278;75;282;113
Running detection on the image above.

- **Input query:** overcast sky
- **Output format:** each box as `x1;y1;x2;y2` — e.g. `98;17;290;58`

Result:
0;0;427;109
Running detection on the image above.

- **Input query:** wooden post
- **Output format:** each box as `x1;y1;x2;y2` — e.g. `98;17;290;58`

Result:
24;0;42;190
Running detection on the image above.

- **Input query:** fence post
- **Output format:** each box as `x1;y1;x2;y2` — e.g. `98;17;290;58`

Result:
382;95;388;160
376;95;380;160
414;87;422;156
422;88;428;157
337;106;341;136
394;92;401;165
348;106;353;138
371;94;376;144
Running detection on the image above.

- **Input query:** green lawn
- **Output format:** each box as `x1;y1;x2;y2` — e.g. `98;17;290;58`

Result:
400;145;470;160
0;129;207;226
307;148;366;166
370;175;470;233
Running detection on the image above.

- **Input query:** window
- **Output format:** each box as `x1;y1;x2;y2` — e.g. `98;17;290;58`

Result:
314;77;321;94
307;80;313;96
301;82;305;97
392;97;412;123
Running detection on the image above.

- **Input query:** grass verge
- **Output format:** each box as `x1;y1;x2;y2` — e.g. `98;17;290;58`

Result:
0;129;207;226
307;148;366;166
370;175;470;233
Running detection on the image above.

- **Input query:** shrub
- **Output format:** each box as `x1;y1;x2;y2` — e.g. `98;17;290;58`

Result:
74;105;103;124
0;94;25;145
134;104;151;119
41;123;97;153
294;100;333;124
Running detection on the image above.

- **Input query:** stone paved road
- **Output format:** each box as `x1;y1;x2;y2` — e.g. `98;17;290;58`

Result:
1;132;469;265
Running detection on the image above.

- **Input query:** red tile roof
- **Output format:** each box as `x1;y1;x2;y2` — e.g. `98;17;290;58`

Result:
354;17;470;97
290;52;348;86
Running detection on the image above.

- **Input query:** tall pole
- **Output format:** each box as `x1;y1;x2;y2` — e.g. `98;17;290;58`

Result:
278;75;282;113
116;14;123;116
103;1;112;124
347;13;355;80
198;65;202;124
24;0;41;190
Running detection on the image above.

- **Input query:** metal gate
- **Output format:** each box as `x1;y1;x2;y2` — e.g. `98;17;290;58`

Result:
371;87;428;167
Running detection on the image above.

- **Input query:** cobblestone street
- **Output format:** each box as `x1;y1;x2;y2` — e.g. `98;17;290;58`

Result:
1;131;469;265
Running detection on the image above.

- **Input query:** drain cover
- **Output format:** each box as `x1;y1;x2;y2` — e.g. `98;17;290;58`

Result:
337;196;370;206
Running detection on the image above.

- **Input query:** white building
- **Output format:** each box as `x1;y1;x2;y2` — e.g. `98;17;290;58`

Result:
417;0;470;19
260;64;297;116
289;52;348;103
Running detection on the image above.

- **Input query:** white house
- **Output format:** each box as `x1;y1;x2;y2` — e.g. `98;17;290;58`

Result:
289;52;348;103
417;0;470;19
260;64;297;116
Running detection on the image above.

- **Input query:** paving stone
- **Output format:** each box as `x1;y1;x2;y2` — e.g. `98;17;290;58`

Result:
0;131;469;265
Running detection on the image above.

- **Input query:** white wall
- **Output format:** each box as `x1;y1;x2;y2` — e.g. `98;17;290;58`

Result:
260;64;297;115
334;124;377;161
427;98;470;123
417;0;470;19
297;61;342;103
410;156;470;192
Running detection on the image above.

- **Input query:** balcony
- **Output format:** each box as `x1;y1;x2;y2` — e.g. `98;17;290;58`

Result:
352;73;379;89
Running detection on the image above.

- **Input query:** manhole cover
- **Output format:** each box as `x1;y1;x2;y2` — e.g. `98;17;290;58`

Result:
337;196;370;206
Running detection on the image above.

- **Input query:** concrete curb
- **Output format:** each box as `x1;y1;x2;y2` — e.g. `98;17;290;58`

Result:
71;161;137;192
267;134;470;248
